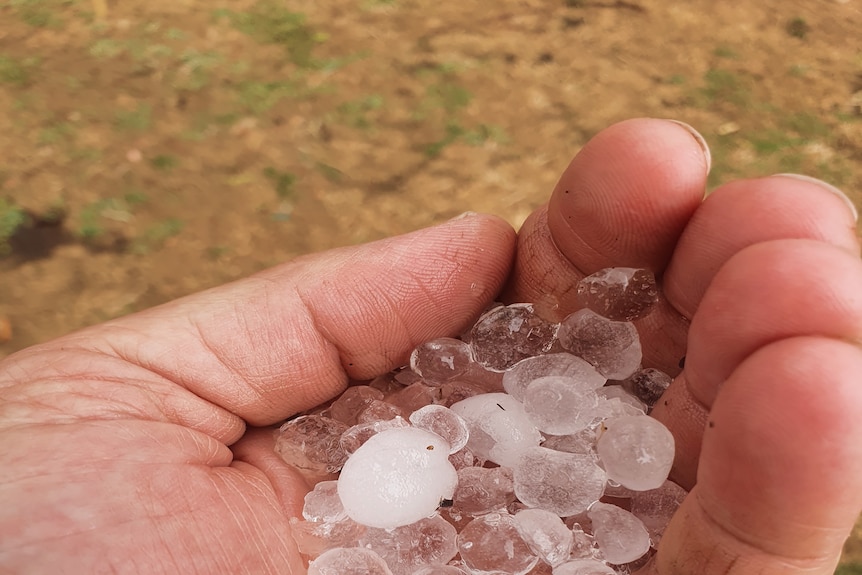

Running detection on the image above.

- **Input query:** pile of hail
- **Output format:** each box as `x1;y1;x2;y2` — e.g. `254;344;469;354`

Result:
274;267;688;575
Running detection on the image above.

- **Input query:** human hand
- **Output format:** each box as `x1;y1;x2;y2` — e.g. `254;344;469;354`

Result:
505;118;862;574
1;118;860;575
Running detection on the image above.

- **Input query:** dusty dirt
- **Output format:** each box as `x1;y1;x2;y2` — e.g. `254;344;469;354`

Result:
1;0;861;567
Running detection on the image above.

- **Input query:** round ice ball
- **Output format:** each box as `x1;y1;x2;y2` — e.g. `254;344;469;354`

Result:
338;427;458;529
596;415;674;491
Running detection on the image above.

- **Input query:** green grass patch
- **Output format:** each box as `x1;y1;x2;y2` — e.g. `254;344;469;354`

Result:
423;80;472;115
217;1;325;68
235;80;317;114
788;64;808;78
115;104;153;132
786;17;810;39
206;245;230;260
0;55;38;86
130;218;185;254
462;124;509;146
10;0;64;27
173;49;221;91
713;45;738;59
315;162;344;183
38;122;76;145
336;95;384;129
150;155;179;172
263;167;297;199
699;68;752;108
836;564;862;575
76;195;148;241
89;39;125;59
0;198;28;256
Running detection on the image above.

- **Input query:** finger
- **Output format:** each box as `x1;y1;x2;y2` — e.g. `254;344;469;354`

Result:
663;174;860;319
9;214;515;433
651;240;862;489
642;337;862;575
231;427;309;519
503;117;709;322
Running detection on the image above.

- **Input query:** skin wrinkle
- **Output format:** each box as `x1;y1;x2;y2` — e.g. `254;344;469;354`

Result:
694;488;834;570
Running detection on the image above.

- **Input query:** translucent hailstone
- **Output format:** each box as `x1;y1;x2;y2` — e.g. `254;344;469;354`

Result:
542;428;598;457
593;397;646;422
557;310;642;380
411;566;469;575
289;516;365;557
410;337;474;385
620;368;672;411
588;502;651;565
596;416;674;491
512;508;574;567
409;405;470;454
458;512;539;575
357;399;405;423
576;267;659;322
469;303;559;371
330;386;385;426
440;380;486;408
340;417;411;455
570;524;600;560
596;386;646;413
359;515;458;575
450;393;542;467
453;466;516;516
308;547;393;575
338;428;458;529
630;480;687;545
387;382;440;414
523;376;601;435
552;559;616;575
513;446;606;516
274;415;349;477
448;447;477;470
503;353;607;402
303;480;347;523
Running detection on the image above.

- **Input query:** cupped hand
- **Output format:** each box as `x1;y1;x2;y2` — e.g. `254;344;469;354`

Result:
1;118;860;575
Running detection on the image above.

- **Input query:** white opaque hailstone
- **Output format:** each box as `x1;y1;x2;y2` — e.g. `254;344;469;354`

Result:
512;508;574;567
338;427;458;529
523;376;601;435
596;415;674;491
450;393;542;467
513;446;606;517
503;353;607;402
303;480;348;523
409;404;470;454
557;309;642;380
308;547;394;575
552;559;616;575
588;502;651;565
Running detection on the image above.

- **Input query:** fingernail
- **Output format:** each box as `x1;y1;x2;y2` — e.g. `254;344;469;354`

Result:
773;173;859;222
667;120;712;176
450;211;478;221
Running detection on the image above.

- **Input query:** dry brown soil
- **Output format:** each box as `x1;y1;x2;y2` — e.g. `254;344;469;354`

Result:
1;0;861;568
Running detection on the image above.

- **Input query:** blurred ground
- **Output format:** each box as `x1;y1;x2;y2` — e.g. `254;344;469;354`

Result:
1;0;861;568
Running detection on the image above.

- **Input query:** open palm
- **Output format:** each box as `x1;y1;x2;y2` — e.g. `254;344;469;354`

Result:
1;118;860;574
